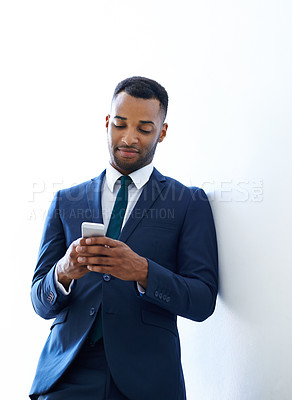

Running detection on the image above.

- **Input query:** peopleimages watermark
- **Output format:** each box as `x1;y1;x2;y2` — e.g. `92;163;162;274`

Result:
27;178;263;221
200;179;263;202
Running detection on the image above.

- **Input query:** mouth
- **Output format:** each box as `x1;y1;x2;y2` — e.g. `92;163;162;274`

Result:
116;147;140;159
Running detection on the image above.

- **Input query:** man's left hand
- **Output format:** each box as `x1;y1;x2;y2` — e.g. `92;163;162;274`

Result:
75;237;148;289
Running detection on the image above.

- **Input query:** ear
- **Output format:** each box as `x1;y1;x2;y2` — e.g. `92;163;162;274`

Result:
158;123;168;143
105;115;110;129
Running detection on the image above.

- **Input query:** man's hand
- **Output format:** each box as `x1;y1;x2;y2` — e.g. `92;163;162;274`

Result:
75;237;149;289
56;239;90;291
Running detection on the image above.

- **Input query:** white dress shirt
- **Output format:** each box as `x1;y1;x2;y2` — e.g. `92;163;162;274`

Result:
102;162;154;232
55;162;154;295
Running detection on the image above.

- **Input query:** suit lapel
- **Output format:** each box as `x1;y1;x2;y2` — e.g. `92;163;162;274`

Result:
119;168;167;243
86;170;106;224
85;168;167;241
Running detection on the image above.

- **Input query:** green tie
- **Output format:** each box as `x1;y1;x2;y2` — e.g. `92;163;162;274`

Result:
90;175;132;343
106;175;132;239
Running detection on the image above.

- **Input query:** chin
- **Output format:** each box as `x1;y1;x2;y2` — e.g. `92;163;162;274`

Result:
113;157;144;173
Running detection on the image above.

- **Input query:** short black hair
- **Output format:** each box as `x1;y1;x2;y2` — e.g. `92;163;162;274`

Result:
112;76;168;122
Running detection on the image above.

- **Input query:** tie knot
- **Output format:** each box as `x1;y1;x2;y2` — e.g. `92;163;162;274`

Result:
120;175;132;188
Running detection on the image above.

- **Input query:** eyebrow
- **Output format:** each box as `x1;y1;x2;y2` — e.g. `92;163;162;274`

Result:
113;115;155;125
114;115;127;120
140;120;155;125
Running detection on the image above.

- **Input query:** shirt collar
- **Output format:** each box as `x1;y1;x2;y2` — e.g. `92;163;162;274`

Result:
105;162;154;192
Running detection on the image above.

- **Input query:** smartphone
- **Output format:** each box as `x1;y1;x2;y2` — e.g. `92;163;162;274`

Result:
81;222;105;238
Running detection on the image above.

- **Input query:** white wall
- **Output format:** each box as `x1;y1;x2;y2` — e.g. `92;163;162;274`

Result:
1;1;291;399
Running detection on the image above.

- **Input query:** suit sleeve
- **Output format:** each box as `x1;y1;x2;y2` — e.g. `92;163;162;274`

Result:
144;188;218;322
30;191;71;320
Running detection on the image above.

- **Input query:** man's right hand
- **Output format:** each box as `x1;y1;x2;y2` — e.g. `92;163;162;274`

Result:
56;238;89;291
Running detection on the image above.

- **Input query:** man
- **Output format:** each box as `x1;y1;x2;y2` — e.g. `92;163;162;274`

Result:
30;76;218;400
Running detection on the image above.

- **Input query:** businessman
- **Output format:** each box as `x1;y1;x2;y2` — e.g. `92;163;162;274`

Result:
30;76;218;399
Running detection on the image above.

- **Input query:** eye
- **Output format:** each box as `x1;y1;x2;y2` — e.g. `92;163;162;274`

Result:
113;123;126;129
139;128;152;134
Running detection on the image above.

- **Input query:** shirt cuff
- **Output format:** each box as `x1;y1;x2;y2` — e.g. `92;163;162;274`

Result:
54;264;74;295
137;282;146;295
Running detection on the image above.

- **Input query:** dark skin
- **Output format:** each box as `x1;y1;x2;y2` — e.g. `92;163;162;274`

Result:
57;92;168;291
57;237;149;291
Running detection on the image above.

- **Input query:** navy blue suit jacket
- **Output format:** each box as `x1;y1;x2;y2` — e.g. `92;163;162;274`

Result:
30;168;218;400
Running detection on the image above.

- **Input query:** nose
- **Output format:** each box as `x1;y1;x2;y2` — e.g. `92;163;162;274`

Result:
121;128;138;146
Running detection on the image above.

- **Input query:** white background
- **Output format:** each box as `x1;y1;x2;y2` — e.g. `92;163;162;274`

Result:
1;1;292;399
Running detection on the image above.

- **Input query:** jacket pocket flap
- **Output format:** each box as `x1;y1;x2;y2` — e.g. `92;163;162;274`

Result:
140;219;177;229
141;309;177;336
50;309;69;330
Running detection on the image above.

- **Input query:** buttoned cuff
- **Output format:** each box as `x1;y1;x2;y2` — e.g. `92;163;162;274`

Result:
54;264;74;295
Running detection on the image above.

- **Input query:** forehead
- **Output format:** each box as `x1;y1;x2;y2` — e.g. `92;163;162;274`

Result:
111;92;161;121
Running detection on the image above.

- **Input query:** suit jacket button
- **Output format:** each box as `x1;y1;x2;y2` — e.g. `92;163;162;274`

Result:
159;293;163;299
154;290;159;297
103;273;111;281
166;296;170;303
89;307;95;316
163;295;167;301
